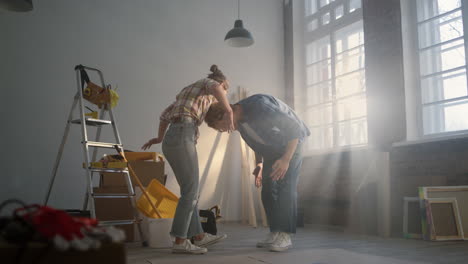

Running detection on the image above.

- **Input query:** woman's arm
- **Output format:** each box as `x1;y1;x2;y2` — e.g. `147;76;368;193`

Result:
141;103;174;150
210;83;234;132
141;120;169;150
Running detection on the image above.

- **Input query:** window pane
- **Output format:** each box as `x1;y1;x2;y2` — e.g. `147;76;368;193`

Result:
306;60;331;85
335;46;365;76
336;94;367;121
444;101;468;131
349;0;362;13
335;20;364;53
306;36;331;65
322;12;331;25
308;126;334;149
305;0;318;16
417;0;461;22
338;118;367;146
423;99;468;134
336;70;366;98
307;81;333;105
419;39;466;76
335;5;344;20
320;0;334;8
418;11;463;49
306;104;333;126
307;19;319;32
421;68;468;104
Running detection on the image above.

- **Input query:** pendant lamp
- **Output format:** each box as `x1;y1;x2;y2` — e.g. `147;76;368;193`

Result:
224;0;254;47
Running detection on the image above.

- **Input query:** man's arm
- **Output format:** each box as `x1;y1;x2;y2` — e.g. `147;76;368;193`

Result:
254;151;263;166
252;151;264;187
270;138;299;181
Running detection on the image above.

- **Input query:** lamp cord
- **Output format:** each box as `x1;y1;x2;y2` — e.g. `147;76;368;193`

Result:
238;0;240;20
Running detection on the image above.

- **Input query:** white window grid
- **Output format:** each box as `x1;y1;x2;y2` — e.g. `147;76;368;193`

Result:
302;0;367;150
414;0;468;135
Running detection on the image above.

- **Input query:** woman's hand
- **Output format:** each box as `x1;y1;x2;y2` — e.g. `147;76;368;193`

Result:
211;82;234;132
141;137;163;150
270;158;289;181
222;111;235;133
252;163;263;188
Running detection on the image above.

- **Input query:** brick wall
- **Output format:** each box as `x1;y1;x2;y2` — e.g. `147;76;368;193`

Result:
390;137;468;236
298;148;385;235
297;137;468;237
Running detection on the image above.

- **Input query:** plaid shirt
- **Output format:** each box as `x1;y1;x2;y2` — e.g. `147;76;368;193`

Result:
160;78;219;127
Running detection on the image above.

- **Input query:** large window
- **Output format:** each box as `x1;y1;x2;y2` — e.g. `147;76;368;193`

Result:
416;0;468;135
302;0;367;150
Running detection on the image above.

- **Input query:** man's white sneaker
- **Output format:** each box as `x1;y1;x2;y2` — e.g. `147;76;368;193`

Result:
193;233;227;247
269;232;292;252
256;232;279;248
172;239;207;254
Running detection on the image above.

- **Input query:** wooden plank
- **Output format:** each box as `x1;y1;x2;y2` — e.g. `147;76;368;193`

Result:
403;197;422;239
421;186;468;240
426;198;464;241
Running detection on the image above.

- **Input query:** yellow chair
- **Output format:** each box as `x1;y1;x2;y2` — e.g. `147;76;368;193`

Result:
137;179;178;219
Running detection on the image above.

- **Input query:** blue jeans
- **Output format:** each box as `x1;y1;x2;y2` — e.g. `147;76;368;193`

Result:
162;122;204;238
261;143;303;234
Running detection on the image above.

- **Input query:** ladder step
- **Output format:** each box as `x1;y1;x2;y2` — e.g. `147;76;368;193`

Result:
88;167;128;173
92;193;135;198
99;220;137;226
71;118;112;126
86;141;122;148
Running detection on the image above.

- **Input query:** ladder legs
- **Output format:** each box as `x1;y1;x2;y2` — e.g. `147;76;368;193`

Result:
44;95;79;205
77;69;97;218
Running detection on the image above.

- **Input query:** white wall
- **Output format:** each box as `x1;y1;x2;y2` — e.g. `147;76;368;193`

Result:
0;0;284;220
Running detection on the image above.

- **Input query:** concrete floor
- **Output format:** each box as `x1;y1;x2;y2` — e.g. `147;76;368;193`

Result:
127;223;468;264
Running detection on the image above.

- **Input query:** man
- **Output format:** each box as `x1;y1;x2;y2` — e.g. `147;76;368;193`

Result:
205;94;310;252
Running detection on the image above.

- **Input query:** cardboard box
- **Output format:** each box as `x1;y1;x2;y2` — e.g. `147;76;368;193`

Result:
101;160;166;187
93;187;136;242
83;161;127;169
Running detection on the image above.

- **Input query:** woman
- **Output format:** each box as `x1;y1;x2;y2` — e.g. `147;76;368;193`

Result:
142;65;233;254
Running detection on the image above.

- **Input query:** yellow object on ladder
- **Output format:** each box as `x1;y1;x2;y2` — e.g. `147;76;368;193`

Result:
137;179;179;219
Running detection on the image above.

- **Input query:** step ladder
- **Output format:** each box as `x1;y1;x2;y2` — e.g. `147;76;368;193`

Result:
44;65;147;246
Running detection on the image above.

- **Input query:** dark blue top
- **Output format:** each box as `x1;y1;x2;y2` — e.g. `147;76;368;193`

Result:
237;94;310;158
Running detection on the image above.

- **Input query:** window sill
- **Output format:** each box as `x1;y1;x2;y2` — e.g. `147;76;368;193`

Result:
393;130;468;147
303;144;372;157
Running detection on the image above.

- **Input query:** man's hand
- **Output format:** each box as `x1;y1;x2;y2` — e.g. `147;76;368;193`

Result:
270;158;289;181
252;163;263;188
141;137;163;150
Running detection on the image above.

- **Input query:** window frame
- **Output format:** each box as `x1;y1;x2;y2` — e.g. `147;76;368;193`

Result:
412;0;468;137
302;0;367;152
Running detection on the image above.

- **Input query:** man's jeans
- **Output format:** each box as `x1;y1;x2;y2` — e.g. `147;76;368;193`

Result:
261;143;303;234
162;122;204;238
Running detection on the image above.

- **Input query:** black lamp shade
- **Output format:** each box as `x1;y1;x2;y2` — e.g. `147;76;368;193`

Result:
0;0;33;12
224;20;254;47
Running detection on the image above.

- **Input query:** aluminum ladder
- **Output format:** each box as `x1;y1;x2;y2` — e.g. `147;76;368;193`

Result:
44;65;147;246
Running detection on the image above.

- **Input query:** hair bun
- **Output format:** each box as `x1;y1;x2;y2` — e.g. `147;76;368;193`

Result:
207;64;227;86
210;64;219;73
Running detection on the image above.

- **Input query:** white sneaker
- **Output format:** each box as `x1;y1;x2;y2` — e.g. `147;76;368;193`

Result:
256;232;279;248
193;233;227;247
172;239;207;254
269;232;292;252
